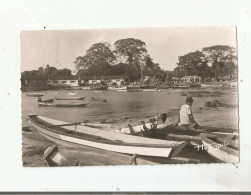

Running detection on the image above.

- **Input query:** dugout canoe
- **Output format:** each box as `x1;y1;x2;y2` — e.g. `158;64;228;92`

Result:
68;92;77;95
55;96;85;100
200;133;239;163
142;89;161;92
43;145;200;167
36;98;54;103
37;101;91;107
26;93;45;97
27;115;187;158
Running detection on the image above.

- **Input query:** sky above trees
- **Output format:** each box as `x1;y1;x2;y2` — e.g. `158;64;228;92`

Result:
21;27;236;72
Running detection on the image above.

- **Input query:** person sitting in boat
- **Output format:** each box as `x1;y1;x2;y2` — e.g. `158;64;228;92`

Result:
177;96;199;130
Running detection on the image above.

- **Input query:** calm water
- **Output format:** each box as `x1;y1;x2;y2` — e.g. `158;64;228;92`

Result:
21;88;238;127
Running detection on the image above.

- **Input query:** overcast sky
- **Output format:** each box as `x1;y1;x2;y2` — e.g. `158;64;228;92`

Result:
21;27;236;72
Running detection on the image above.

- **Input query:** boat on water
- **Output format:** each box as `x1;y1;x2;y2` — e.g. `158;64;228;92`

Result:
26;93;45;97
171;85;190;89
200;133;239;163
55;96;85;100
201;83;223;88
117;85;141;92
36;97;54;103
43;145;200;166
68;92;77;95
108;86;127;90
27;115;187;158
142;89;161;92
37;101;91;107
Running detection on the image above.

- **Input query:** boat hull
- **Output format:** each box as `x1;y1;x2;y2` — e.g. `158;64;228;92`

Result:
200;133;239;163
55;96;85;100
27;115;187;158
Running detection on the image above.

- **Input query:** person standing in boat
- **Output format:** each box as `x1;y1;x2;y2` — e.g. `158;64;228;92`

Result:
177;96;200;130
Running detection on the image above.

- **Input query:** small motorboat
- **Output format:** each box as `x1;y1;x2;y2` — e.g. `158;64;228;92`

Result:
55;96;85;100
36;97;54;103
68;92;77;95
27;115;187;158
26;93;45;97
142;89;161;92
37;101;92;107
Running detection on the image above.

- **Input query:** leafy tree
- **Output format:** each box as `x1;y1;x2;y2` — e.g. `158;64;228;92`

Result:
114;38;148;82
74;42;116;76
202;45;237;80
177;50;210;79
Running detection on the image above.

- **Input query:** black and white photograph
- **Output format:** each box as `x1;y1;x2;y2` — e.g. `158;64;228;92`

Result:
21;27;239;167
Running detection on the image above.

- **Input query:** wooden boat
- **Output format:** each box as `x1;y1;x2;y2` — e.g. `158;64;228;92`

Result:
26;93;45;97
117;86;141;92
142;124;238;146
108;86;127;90
171;85;190;89
27;115;187;158
142;89;161;92
38;101;91;107
89;85;108;90
43;145;200;167
55;96;85;100
201;84;223;88
140;85;156;89
200;133;239;163
91;97;107;102
68;92;77;95
36;98;54;103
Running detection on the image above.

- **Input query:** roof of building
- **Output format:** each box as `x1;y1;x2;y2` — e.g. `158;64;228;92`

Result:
48;75;80;80
80;75;123;80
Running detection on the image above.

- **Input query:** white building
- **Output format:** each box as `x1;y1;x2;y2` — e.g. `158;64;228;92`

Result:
47;76;80;87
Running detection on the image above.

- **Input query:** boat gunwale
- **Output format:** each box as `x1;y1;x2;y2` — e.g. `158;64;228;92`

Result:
27;115;181;149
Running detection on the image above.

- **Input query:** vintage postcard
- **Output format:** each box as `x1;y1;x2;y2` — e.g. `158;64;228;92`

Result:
21;27;238;167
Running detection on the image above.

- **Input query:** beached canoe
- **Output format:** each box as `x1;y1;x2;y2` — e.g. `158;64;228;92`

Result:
37;101;91;107
43;145;200;167
36;98;54;103
26;93;45;97
55;96;85;100
68;92;77;95
27;115;187;158
200;133;239;163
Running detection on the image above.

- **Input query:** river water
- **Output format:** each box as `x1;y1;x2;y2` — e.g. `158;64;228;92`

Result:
21;88;238;127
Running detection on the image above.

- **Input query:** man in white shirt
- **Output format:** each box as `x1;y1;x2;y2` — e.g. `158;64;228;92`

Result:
177;96;199;129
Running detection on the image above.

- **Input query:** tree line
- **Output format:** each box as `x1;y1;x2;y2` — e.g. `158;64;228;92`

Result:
22;38;237;83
